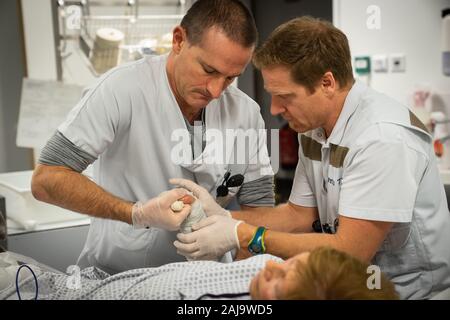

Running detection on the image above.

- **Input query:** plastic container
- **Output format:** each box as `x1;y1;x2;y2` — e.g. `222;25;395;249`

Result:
90;28;124;74
0;171;87;230
431;111;450;170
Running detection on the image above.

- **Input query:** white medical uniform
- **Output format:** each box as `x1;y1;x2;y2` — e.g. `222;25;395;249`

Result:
289;80;450;299
58;54;272;274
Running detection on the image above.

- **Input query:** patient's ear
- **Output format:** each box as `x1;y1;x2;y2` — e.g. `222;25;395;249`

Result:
259;278;278;300
265;286;278;300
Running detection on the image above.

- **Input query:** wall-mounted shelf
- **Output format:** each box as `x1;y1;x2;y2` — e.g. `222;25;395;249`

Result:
52;0;191;80
79;14;183;76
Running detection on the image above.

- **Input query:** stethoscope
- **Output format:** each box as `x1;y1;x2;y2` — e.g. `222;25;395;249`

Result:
216;170;245;197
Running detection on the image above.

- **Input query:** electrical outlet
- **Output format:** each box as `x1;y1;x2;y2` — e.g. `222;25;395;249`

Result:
372;55;388;72
390;54;406;72
354;56;371;75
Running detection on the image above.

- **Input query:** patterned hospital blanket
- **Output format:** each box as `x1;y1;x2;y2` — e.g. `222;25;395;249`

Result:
0;254;282;300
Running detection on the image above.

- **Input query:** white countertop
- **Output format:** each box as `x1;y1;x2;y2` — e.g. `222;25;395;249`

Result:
7;217;90;235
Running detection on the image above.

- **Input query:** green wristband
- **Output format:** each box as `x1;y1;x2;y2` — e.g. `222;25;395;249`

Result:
248;226;267;255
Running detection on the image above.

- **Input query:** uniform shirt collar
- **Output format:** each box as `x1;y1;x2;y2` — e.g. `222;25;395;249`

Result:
327;80;368;145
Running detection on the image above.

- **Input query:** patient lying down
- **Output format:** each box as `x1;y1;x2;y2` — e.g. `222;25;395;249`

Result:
0;247;398;300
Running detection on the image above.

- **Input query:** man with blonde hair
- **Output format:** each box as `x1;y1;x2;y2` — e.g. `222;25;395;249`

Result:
172;16;450;299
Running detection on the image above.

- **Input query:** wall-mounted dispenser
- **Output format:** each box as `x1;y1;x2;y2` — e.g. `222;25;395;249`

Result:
442;8;450;76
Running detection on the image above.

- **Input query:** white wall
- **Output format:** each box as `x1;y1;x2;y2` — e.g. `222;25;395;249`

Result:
333;0;450;105
0;0;33;173
21;0;57;80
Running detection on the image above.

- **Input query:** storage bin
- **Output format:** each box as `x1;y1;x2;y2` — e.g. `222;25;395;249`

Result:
0;171;87;230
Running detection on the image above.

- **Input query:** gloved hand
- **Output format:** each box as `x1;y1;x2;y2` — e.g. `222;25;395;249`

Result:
132;188;191;231
173;215;242;260
169;178;231;217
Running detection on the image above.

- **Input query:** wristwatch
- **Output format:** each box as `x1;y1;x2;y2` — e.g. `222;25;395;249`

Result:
248;226;267;255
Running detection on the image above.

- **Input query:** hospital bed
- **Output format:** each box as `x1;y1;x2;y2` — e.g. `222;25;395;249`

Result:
2;249;450;300
0;250;279;300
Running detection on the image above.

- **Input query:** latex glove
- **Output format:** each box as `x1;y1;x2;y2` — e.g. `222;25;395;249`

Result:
174;215;242;260
169;178;231;217
132;188;191;231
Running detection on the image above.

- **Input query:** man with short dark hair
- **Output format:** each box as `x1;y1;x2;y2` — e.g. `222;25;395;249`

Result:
172;17;450;299
31;0;274;274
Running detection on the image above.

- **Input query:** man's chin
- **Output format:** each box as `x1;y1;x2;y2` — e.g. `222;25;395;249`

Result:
288;122;304;133
189;98;211;109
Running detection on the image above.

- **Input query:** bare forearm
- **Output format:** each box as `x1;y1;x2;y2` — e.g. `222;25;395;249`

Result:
232;202;318;233
264;230;379;262
237;215;392;263
263;230;338;260
31;164;133;224
237;223;352;261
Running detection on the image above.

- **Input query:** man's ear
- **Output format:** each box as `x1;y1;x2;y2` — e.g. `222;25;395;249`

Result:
172;26;186;54
321;71;336;97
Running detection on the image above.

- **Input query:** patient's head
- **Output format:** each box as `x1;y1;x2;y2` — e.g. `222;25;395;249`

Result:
250;247;399;300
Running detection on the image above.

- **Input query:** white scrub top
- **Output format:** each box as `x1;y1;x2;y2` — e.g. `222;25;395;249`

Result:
58;54;272;274
289;80;450;299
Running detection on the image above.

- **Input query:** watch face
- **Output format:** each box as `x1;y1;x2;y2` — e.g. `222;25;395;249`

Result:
250;243;261;254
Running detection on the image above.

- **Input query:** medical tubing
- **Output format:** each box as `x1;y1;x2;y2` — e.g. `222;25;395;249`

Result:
195;292;250;300
15;264;38;300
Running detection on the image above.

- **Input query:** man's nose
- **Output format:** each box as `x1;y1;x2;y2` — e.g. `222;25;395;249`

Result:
206;78;226;99
270;96;285;116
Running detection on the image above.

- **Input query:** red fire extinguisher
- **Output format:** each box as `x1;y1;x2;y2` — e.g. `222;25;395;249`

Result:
279;124;299;169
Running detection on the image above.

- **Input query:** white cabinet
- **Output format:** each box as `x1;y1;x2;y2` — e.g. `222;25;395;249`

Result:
8;224;90;272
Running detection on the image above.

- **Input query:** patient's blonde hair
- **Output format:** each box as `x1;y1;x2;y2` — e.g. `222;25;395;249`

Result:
284;247;399;300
